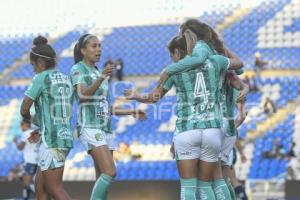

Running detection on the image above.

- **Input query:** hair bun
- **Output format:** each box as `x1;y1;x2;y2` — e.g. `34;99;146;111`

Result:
33;36;48;46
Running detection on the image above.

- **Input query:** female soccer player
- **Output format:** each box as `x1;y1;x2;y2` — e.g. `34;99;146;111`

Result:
125;35;243;200
71;34;146;200
20;36;73;200
218;70;248;200
13;120;38;200
156;19;230;87
228;140;249;200
220;94;248;200
156;19;247;200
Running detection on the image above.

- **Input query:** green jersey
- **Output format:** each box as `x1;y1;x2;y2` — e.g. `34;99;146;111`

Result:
163;55;230;133
25;69;74;149
70;61;111;134
165;41;217;75
220;71;239;136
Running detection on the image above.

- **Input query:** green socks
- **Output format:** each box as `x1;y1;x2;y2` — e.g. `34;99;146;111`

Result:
180;178;197;200
225;178;236;200
90;173;113;200
197;180;216;200
212;179;232;200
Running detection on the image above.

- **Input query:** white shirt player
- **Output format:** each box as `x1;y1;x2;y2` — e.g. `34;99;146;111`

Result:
21;129;39;164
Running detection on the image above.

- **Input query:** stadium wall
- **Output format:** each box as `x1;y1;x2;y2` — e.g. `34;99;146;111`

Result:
0;180;180;200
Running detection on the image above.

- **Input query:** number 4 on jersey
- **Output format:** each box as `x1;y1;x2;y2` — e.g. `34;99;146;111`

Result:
194;72;210;103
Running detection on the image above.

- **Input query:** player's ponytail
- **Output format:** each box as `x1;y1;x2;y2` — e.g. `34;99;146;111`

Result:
73;42;83;64
180;19;226;56
183;29;198;55
30;36;56;69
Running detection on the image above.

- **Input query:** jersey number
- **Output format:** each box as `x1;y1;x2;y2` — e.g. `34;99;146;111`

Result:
58;87;70;118
194;72;210;103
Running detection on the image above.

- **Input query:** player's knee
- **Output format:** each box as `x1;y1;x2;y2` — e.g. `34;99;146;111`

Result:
100;163;117;177
103;168;116;178
45;184;62;197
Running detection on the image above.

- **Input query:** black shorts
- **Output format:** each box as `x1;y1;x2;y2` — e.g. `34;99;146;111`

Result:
23;163;37;176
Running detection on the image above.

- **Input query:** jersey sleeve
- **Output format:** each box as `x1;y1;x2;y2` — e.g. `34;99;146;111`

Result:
164;42;211;75
24;74;44;100
70;65;87;86
162;76;174;91
192;41;212;57
209;55;230;72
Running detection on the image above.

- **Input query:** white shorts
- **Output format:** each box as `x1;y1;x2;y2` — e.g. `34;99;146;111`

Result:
221;136;236;164
79;128;116;152
221;118;237;164
38;143;70;171
173;128;222;162
223;149;235;166
106;133;117;151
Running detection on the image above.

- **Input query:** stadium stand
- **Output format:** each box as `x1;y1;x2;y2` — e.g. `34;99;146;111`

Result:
0;1;299;195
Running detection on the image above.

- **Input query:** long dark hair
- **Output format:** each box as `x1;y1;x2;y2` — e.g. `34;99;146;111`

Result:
30;36;56;69
167;35;187;59
73;34;96;64
180;19;226;56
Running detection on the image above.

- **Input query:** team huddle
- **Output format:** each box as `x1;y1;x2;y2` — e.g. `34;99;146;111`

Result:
19;18;249;200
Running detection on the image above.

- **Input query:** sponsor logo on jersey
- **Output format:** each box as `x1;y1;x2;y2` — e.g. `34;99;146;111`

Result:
58;128;73;140
40;159;45;167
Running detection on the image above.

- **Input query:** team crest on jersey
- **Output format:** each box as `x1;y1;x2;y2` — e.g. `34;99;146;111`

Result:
95;132;103;141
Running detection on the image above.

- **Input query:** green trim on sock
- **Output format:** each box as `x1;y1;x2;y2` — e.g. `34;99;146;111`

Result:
213;179;232;200
197;180;216;200
90;173;113;200
225;178;236;200
197;180;212;187
180;178;197;200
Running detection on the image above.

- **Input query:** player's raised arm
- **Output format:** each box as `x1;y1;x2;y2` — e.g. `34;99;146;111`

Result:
124;86;168;104
226;48;244;70
235;100;247;128
227;71;249;102
111;106;147;121
157;37;212;88
72;63;114;102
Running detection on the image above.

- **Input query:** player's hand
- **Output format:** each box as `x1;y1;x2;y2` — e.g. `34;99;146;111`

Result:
170;143;175;159
101;64;114;78
124;89;136;100
131;110;147;121
236;90;247;103
28;129;40;143
241;153;247;163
